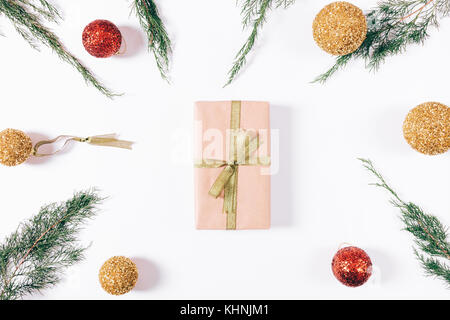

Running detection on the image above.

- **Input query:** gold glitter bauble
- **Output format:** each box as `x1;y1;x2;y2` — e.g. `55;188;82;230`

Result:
403;102;450;155
313;2;367;55
99;256;138;295
0;129;33;166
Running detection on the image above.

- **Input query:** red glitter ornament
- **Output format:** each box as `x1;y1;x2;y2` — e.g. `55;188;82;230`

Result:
82;20;122;58
332;246;372;287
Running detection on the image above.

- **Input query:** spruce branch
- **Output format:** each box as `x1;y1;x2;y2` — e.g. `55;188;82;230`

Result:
132;0;172;81
359;158;450;287
225;0;295;86
0;0;117;98
314;0;450;83
0;189;103;300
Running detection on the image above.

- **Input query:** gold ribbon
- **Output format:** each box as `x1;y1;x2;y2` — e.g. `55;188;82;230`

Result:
195;101;270;230
33;134;133;157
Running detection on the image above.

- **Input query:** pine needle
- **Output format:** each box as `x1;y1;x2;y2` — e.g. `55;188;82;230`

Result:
132;0;172;82
314;0;450;83
359;158;450;287
0;0;117;98
0;189;103;300
225;0;295;86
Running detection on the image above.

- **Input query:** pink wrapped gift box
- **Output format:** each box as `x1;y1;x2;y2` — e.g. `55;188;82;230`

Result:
194;101;271;230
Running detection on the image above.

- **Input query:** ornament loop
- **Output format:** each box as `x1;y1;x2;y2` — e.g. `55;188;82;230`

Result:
116;37;127;56
337;242;353;250
33;135;79;157
33;134;133;157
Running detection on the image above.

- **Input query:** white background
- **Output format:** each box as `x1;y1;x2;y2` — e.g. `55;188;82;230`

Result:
0;0;448;299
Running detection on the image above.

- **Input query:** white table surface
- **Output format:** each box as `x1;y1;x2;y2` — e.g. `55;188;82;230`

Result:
0;0;448;299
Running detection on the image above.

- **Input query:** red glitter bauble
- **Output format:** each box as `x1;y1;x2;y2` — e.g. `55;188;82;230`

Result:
332;246;372;287
82;20;122;58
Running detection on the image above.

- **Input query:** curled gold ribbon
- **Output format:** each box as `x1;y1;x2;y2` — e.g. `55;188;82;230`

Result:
195;101;270;230
33;134;133;157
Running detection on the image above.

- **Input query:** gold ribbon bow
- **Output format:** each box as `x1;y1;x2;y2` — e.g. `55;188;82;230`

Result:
195;101;270;230
33;134;133;157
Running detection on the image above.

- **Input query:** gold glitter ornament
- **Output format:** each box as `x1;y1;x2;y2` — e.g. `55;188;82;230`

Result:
0;129;33;166
313;2;367;56
99;256;138;295
403;102;450;155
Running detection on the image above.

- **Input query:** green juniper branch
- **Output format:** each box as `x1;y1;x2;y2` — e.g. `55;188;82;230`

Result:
359;158;450;287
225;0;296;86
0;189;103;300
132;0;172;81
0;0;116;98
16;0;60;22
314;0;450;83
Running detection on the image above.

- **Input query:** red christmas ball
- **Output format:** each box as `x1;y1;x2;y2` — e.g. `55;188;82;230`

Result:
332;246;372;287
82;19;122;58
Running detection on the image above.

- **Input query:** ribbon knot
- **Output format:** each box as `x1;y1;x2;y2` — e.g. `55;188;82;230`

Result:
207;130;259;200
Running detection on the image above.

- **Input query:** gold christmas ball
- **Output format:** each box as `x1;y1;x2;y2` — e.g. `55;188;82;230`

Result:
403;102;450;155
0;129;33;166
313;1;367;55
99;256;138;295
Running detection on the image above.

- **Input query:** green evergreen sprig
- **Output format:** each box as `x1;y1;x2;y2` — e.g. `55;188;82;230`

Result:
132;0;172;81
314;0;450;83
225;0;296;86
360;159;450;287
0;0;116;98
0;189;103;300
